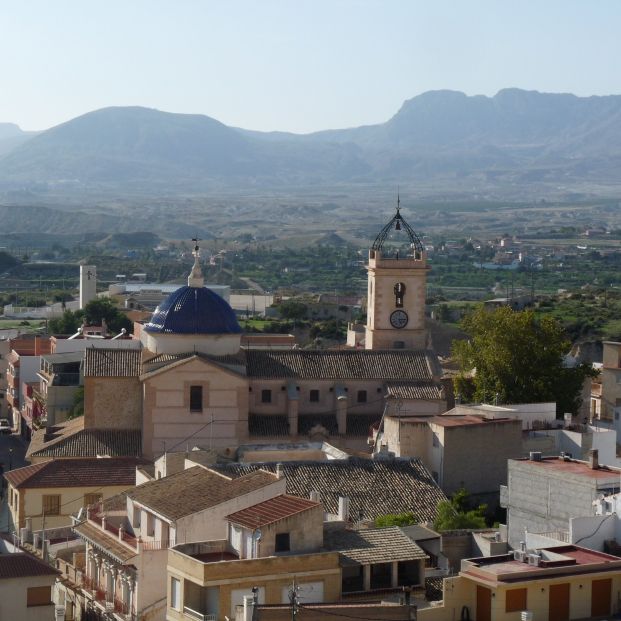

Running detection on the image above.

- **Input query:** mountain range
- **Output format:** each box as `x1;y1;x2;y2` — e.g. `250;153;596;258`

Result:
2;89;621;197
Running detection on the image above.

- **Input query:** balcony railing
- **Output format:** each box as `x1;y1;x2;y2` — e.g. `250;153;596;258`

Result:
114;598;130;615
183;606;216;621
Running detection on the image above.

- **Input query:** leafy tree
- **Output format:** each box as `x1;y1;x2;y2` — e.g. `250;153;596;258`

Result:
374;511;418;528
278;299;308;320
83;298;132;333
67;385;84;420
48;310;81;335
452;306;595;415
434;489;487;531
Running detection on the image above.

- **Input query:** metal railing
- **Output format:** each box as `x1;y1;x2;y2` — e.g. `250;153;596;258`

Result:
183;606;216;621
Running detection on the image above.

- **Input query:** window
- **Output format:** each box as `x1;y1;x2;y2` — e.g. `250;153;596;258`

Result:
275;532;291;552
84;493;102;507
42;494;61;516
27;586;52;607
393;341;405;349
261;389;272;404
309;389;320;403
505;588;527;612
170;577;181;610
357;390;367;403
190;385;203;412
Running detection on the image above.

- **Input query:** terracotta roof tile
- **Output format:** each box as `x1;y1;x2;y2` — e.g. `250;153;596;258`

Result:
4;458;142;489
226;494;320;528
83;347;142;377
323;526;427;565
210;458;447;523
126;467;278;520
28;420;141;459
73;521;136;564
245;350;438;380
0;553;59;579
385;381;444;400
248;415;289;436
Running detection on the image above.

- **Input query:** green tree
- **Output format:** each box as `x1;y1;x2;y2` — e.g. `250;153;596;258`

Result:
374;512;418;528
83;298;132;333
452;306;595;415
48;309;81;335
433;489;487;531
68;385;84;420
277;299;308;320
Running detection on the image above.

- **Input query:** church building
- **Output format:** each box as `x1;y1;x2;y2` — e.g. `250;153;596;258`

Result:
29;207;447;461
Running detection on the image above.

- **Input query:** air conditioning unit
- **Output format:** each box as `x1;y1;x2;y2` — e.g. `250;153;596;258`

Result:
513;550;526;562
527;554;541;566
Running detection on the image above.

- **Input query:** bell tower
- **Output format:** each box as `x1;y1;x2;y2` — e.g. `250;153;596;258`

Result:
365;202;428;350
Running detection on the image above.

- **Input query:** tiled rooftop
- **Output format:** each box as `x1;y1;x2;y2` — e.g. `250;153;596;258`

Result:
5;457;142;489
324;526;427;566
73;521;137;564
209;458;447;522
299;414;338;435
226;494;320;529
385;381;444;400
248;415;289;436
245;349;439;380
0;553;60;579
126;467;279;521
27;418;142;459
83;347;142;377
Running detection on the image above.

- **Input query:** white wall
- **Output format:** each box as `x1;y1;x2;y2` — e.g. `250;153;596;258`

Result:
175;478;287;544
54;338;141;353
456;402;556;430
0;573;57;621
569;515;616;551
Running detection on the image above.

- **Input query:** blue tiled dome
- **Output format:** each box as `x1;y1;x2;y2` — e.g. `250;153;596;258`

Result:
144;286;241;334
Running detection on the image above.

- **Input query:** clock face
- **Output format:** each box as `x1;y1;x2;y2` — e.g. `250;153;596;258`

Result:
390;310;409;329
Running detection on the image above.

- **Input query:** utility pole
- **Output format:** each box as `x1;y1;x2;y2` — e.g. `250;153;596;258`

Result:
288;579;299;621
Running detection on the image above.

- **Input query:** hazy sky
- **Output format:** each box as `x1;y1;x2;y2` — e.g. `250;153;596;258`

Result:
1;1;620;133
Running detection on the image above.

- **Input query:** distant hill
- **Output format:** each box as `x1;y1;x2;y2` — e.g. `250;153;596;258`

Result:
0;123;36;157
1;90;621;195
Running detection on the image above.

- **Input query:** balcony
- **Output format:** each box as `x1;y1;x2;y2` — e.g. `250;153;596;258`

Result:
183;606;216;621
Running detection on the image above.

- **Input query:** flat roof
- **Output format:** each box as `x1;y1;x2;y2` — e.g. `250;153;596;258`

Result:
463;545;621;582
399;415;516;428
512;456;621;481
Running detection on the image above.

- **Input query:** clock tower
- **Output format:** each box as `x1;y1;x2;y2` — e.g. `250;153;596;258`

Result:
365;203;428;350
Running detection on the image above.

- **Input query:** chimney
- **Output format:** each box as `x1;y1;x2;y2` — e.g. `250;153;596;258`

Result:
589;449;599;470
310;490;321;502
275;463;284;479
338;496;350;521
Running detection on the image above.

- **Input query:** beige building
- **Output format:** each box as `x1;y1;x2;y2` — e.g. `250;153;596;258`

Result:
29;213;447;462
167;490;427;621
419;544;621;621
381;413;522;496
596;341;621;424
0;338;9;420
0;548;59;620
4;457;140;530
365;206;428;350
72;466;284;621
